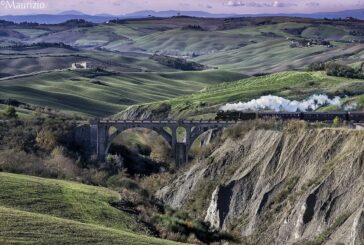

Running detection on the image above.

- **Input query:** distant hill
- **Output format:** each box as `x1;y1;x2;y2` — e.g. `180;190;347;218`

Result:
58;10;86;15
0;14;111;24
124;10;233;18
250;8;364;19
1;8;364;24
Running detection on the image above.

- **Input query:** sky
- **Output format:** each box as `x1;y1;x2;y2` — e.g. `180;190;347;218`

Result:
1;0;364;15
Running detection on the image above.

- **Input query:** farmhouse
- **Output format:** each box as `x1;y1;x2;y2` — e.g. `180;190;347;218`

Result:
71;62;89;70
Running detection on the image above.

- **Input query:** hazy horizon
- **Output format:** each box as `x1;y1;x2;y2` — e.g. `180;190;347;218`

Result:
1;0;364;16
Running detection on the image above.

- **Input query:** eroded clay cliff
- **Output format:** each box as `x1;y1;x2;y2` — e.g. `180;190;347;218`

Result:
157;124;364;244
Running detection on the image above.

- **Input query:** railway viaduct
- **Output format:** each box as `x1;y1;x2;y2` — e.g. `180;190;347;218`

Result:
79;120;236;165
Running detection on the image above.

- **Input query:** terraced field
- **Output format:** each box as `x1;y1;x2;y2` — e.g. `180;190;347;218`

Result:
0;172;182;245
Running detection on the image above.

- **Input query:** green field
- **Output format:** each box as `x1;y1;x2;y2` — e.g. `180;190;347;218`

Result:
2;17;364;119
194;40;364;74
3;17;364;75
115;71;364;119
0;172;182;245
0;69;246;117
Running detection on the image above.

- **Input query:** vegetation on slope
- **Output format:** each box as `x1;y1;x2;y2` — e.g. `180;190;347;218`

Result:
0;116;238;244
150;54;208;71
115;71;364;119
0;173;182;245
0;172;138;231
3;17;364;76
0;69;246;117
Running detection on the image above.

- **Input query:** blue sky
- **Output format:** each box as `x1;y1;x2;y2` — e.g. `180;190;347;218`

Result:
1;0;364;15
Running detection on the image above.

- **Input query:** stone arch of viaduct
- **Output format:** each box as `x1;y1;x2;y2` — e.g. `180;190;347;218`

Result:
89;120;235;165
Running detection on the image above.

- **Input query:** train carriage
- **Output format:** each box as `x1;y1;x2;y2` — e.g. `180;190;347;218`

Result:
302;112;348;122
257;112;302;120
348;112;364;122
216;110;364;123
216;110;256;121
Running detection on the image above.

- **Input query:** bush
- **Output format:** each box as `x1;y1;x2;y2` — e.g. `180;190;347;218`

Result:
3;106;18;119
0;147;79;179
307;62;326;71
80;168;109;186
325;62;363;79
150;54;207;71
45;147;79;179
154;209;239;244
0;150;46;176
36;129;58;152
333;116;341;126
107;174;140;191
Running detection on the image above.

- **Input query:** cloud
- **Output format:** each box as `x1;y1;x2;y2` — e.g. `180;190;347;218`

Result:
305;2;320;7
225;1;297;8
273;1;298;7
226;1;244;7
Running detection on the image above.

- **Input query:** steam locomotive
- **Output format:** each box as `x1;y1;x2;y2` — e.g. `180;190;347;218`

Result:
215;110;364;122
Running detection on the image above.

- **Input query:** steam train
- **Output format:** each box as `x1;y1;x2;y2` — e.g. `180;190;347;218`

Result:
215;110;364;122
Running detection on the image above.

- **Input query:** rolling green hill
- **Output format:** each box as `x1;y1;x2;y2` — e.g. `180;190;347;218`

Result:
0;172;182;245
115;71;364;119
2;17;364;119
3;17;364;76
0;69;246;117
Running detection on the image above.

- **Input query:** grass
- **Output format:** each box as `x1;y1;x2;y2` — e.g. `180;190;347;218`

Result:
0;206;181;245
0;172;138;231
0;104;35;118
0;172;182;244
194;39;364;74
0;69;246;117
4;17;364;75
116;71;364;119
305;212;352;245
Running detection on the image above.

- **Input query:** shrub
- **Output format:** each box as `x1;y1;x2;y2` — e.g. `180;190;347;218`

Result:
36;129;58;152
3;106;18;119
307;62;326;71
107;174;140;191
0;150;49;177
150;54;207;71
325;62;363;79
139;172;174;194
333;116;341;126
45;147;79;179
80;169;109;186
154;209;239;244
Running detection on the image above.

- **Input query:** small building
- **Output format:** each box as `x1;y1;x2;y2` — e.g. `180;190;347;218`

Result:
71;62;89;70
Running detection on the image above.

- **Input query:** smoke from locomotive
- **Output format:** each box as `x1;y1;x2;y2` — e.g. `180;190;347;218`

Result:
220;94;341;112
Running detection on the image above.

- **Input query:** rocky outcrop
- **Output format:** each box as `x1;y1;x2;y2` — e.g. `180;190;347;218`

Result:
157;126;364;244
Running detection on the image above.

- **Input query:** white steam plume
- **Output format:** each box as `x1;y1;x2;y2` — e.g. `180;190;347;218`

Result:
220;94;341;112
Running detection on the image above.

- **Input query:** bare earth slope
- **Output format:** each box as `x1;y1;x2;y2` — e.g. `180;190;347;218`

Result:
157;125;364;244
